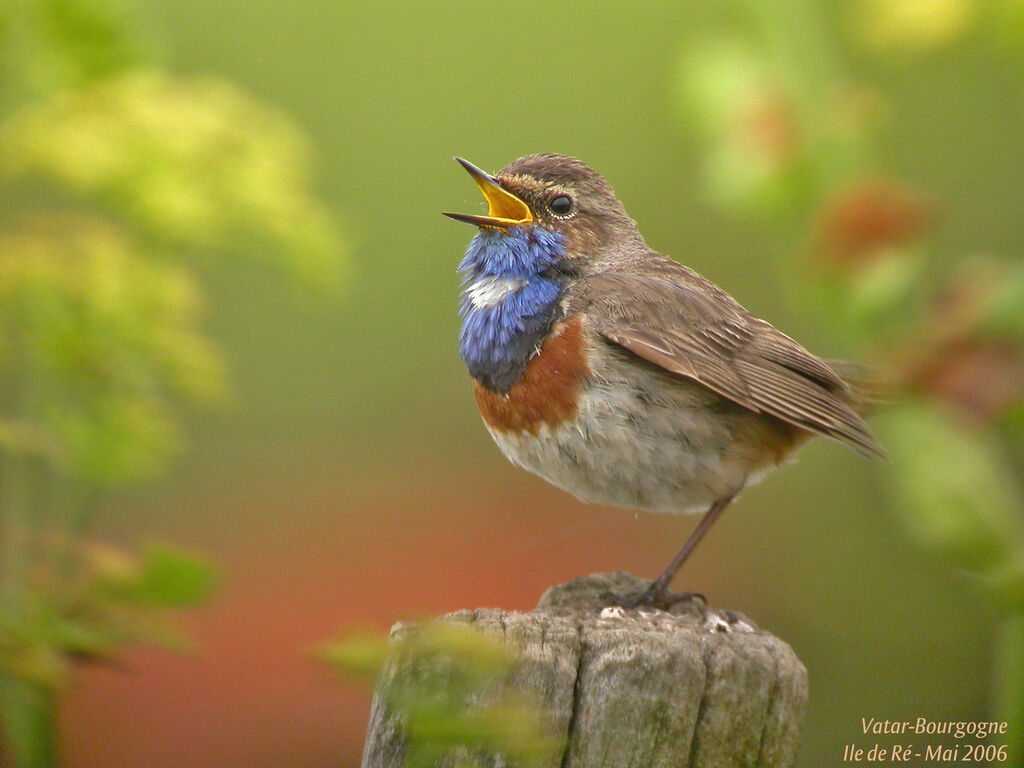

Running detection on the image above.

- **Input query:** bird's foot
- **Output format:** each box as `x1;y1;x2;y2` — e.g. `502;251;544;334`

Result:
605;584;706;613
601;587;757;631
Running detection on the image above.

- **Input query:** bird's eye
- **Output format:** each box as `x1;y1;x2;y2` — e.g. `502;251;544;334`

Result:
548;194;574;217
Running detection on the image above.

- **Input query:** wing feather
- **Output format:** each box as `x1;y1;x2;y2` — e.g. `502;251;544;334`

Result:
575;265;883;457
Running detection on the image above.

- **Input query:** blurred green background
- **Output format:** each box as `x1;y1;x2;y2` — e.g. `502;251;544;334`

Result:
2;1;1024;766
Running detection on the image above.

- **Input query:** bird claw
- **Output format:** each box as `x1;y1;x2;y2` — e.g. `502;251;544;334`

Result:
603;585;707;613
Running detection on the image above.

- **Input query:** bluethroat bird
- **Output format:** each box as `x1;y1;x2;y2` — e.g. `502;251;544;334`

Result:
445;154;882;608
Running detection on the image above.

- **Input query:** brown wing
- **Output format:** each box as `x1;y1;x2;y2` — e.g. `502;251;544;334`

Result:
575;265;883;458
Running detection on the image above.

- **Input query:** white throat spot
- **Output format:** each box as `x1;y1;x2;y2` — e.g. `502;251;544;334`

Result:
467;275;528;308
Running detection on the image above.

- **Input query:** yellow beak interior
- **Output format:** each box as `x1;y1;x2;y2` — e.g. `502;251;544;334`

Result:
443;158;534;229
471;172;533;226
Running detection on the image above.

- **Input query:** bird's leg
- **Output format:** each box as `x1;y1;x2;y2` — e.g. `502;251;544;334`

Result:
627;494;735;609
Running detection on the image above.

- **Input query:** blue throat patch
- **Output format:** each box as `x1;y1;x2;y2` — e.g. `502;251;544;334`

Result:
458;225;568;394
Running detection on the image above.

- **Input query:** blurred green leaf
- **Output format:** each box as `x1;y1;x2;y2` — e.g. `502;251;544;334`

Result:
323;622;561;768
673;12;875;221
0;1;348;764
42;613;111;661
0;610;69;688
0;69;347;289
0;216;226;484
845;0;978;55
675;34;767;143
845;248;929;333
128;544;220;608
0;0;156;112
984;262;1024;341
1;540;213;694
0;675;55;768
878;402;1024;573
318;630;390;683
675;37;805;218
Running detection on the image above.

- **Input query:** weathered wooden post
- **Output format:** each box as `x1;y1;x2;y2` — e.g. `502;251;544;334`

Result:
362;572;807;768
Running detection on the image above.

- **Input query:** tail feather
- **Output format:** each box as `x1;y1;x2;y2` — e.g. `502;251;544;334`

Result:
826;358;892;420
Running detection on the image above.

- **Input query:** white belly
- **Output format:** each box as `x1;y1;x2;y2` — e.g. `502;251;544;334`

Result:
484;372;781;516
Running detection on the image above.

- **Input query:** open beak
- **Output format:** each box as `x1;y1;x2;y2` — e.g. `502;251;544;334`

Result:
443;157;533;229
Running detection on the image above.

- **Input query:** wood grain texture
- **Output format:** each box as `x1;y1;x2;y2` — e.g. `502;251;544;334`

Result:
362;572;808;768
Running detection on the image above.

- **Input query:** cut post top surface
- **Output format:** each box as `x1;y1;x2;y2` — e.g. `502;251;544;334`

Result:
363;572;808;768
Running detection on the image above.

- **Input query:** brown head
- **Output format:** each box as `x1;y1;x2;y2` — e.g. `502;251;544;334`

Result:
444;154;646;261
